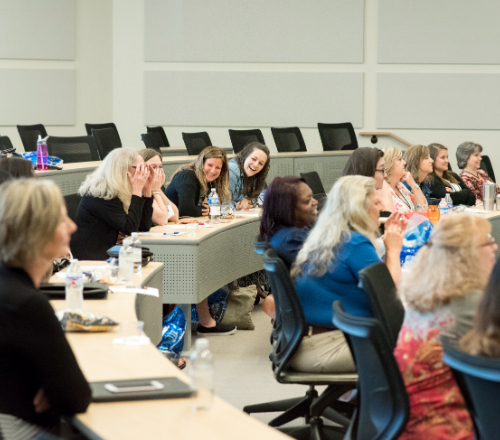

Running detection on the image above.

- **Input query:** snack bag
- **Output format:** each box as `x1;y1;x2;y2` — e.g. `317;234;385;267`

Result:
57;310;118;332
157;307;186;355
400;214;433;270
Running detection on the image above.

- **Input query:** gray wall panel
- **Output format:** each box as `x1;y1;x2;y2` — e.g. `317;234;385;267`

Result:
144;71;363;128
379;0;500;64
377;73;500;129
0;69;76;125
145;0;363;63
0;0;75;61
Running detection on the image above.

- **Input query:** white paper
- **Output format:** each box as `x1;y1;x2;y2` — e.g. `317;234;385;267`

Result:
464;208;488;214
234;213;260;217
162;224;213;228
138;232;186;236
112;335;150;345
109;286;159;297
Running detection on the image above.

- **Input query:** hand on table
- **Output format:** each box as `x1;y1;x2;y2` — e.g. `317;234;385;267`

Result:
33;388;51;414
236;198;252;210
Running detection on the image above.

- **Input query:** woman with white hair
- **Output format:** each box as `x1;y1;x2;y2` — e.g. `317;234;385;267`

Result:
0;179;90;437
457;141;500;204
71;147;156;260
394;214;497;440
290;176;405;373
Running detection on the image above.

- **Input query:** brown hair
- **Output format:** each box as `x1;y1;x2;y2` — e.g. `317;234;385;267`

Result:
235;142;270;200
171;146;230;203
139;148;162;163
403;144;430;184
425;143;459;186
0;157;34;179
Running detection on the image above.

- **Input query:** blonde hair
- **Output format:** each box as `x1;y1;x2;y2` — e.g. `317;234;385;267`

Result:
170;146;230;203
78;147;138;212
292;176;378;278
0;179;63;268
399;214;491;313
381;146;403;182
403;144;430;184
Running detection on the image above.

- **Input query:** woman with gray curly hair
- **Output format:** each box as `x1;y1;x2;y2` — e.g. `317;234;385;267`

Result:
457;141;499;204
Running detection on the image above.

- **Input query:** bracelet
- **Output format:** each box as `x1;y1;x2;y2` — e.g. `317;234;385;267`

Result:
152;190;161;196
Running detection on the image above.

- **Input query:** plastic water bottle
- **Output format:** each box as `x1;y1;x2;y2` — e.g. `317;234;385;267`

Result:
119;238;134;285
208;188;220;225
438;198;449;216
189;338;214;411
130;232;142;274
445;193;453;210
36;135;48;171
65;259;83;311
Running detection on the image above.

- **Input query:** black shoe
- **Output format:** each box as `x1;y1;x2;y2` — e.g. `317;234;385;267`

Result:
197;322;237;336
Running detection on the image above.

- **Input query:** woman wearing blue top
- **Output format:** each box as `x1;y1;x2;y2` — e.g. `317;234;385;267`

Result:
291;176;405;373
228;142;270;209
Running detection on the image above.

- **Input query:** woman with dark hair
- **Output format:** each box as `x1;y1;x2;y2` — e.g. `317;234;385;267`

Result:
164;146;230;217
0;157;34;178
342;147;386;190
424;143;475;206
229;142;270;209
461;259;500;357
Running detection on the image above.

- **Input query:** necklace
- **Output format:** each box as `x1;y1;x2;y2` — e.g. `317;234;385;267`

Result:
463;170;480;179
394;185;412;209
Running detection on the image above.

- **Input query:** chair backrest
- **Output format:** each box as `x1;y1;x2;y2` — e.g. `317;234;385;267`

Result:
317;122;358;151
300;171;326;195
262;249;307;380
85;122;122;145
271;127;307;153
47;135;100;163
333;301;409;440
442;336;500;440
64;193;82;224
147;126;170;147
182;131;212;156
228;129;265;154
480;155;496;183
141;132;164;154
0;136;14;151
358;262;404;351
16;124;48;152
91;127;122;159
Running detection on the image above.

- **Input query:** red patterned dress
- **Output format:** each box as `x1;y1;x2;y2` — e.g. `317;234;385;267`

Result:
459;169;500;204
394;292;480;440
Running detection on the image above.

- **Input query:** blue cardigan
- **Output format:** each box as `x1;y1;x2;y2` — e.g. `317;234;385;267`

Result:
270;226;310;267
294;232;380;327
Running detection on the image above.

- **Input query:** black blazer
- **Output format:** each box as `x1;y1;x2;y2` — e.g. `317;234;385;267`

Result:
164;169;205;217
71;194;153;260
427;172;475;206
0;265;91;428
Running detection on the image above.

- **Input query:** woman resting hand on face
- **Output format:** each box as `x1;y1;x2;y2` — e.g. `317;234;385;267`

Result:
228;142;270;210
139;149;179;224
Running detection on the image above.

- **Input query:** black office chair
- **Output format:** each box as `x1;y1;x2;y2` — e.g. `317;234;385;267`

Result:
271;127;307;153
244;249;357;438
228;129;266;154
141;132;163;155
300;171;326;195
442;337;500;440
0;136;14;151
47;135;100;164
147;126;170;148
64;193;82;224
182;132;212;156
358;262;405;350
17;124;48;152
85;122;122;143
333;301;410;440
91;127;122;159
480;155;496;183
317;123;358;151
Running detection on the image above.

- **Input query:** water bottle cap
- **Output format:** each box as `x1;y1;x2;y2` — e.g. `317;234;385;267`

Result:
131;232;138;238
195;338;209;350
123;238;131;247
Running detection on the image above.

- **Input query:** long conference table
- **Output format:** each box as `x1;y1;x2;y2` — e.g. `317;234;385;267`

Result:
49;263;289;440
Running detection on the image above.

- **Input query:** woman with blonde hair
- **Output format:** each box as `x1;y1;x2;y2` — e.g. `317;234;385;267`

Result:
71;147;155;260
164;146;229;217
394;214;497;440
424;143;475;206
0;179;90;437
139;148;179;224
381;146;428;213
290;176;405;373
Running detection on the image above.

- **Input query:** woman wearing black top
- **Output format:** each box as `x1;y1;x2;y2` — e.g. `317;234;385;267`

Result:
424;143;475;206
0;179;91;437
164;146;230;217
71;148;155;260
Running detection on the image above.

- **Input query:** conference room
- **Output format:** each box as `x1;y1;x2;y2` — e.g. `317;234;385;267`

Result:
1;0;500;439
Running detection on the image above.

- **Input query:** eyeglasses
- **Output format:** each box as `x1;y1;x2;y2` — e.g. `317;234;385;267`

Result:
375;168;386;174
479;234;496;247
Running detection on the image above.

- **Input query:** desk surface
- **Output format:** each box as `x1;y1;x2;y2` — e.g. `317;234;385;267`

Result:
50;265;288;440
